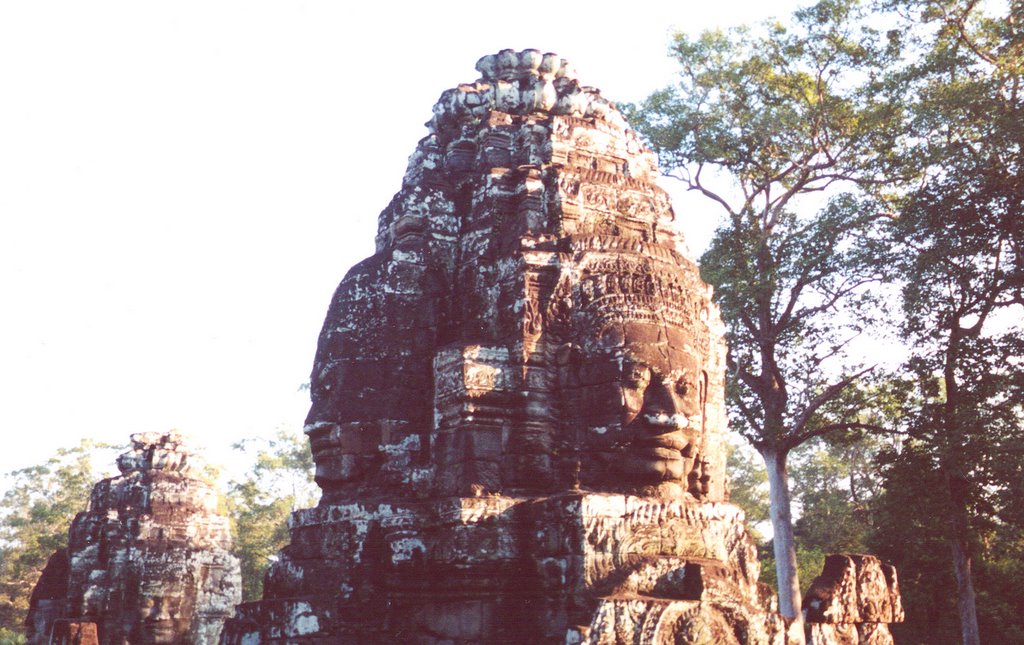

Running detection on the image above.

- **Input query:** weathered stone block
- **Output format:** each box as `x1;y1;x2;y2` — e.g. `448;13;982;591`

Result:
856;623;894;645
803;554;904;625
808;623;859;645
48;621;99;645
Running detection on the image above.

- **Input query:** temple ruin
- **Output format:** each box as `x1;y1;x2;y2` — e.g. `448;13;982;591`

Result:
16;46;907;645
219;48;791;644
26;432;241;645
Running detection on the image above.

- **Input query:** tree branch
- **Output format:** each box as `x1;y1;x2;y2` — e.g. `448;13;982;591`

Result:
792;421;895;446
787;365;875;446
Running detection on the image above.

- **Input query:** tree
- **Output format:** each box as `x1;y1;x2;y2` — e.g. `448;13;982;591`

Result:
791;432;884;555
871;442;962;643
226;428;317;601
736;429;890;598
725;439;772;537
630;0;900;622
0;441;120;636
872;434;1024;644
879;0;1024;641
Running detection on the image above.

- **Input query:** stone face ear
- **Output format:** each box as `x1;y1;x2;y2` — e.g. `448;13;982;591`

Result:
555;343;581;388
555;342;579;366
599;324;625;349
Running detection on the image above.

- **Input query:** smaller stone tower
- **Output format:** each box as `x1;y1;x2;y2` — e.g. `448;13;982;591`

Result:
26;431;241;645
803;555;905;644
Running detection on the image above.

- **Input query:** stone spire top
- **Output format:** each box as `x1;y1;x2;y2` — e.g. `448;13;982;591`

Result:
474;49;577;82
426;48;636;156
115;430;195;476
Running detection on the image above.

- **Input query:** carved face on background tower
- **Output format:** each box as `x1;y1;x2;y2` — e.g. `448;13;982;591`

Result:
130;573;196;644
560;320;710;498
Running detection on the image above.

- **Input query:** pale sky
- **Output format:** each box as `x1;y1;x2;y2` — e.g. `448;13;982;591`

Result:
0;0;807;478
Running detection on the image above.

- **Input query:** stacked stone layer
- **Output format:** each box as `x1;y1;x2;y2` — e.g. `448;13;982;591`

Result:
227;495;788;643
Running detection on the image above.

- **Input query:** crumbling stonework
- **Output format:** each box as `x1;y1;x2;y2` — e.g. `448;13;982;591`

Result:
26;432;241;645
803;555;904;645
222;49;793;644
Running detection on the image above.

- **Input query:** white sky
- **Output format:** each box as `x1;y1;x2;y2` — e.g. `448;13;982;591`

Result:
0;0;808;479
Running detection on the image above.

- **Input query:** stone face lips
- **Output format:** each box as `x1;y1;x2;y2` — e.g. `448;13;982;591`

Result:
224;49;784;643
26;432;241;645
803;554;904;645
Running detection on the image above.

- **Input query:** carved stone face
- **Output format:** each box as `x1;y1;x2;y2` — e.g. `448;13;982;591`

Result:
133;579;194;644
564;321;708;495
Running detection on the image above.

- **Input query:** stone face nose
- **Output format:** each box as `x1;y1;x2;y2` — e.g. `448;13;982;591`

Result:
640;377;680;423
152;599;171;621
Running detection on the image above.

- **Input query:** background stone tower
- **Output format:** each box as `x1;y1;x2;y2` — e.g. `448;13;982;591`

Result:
26;432;241;645
223;49;789;644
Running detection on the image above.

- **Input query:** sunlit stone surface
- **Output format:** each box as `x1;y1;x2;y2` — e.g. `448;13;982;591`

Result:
26;432;241;644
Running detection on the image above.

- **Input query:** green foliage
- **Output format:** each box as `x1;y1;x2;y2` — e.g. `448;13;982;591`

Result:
873;0;1024;640
0;440;120;634
871;445;953;643
759;544;827;597
792;432;888;554
976;529;1024;645
630;0;902;198
726;439;771;532
743;431;887;596
726;439;835;594
0;628;25;645
227;428;317;602
702;195;893;449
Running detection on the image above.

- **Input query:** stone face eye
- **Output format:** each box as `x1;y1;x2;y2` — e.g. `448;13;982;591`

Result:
623;363;649;388
674;378;689;396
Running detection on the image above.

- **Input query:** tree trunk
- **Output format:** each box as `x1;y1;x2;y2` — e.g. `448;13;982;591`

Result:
762;446;803;633
944;468;982;645
943;329;981;645
949;526;981;645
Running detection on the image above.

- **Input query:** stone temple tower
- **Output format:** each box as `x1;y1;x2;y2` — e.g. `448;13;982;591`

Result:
223;49;793;644
27;432;241;645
